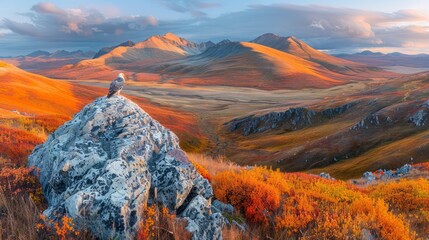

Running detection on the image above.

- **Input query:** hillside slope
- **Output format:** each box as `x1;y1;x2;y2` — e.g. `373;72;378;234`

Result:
156;41;347;89
223;71;429;178
251;33;380;74
0;62;206;158
0;61;99;116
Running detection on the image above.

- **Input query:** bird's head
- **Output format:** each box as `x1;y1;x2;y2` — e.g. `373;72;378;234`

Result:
118;73;125;80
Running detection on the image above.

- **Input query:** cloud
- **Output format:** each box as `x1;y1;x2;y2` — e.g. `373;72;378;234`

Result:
2;2;158;41
1;2;429;55
164;4;429;52
156;0;220;18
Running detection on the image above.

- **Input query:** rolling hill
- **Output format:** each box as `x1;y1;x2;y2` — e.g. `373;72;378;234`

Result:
0;61;99;116
251;33;377;74
155;41;346;89
0;61;207;154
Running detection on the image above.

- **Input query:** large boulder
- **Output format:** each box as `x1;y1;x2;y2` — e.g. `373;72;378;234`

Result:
28;96;223;239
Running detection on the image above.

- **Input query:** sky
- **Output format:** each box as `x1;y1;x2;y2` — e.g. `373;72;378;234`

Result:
0;0;428;56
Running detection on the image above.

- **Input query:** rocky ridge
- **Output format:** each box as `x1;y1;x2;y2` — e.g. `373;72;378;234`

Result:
28;96;223;239
227;102;357;135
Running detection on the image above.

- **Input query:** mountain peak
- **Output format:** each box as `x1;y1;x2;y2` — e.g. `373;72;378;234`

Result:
163;32;182;42
253;33;280;42
286;35;299;41
146;32;191;46
26;50;50;57
93;40;135;58
253;33;302;42
251;33;368;72
252;33;308;53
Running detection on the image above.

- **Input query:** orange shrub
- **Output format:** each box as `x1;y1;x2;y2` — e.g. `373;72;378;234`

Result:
212;166;416;239
275;194;317;234
190;160;211;181
138;205;157;239
36;214;81;240
137;204;188;240
369;178;429;238
54;216;80;240
213;169;281;224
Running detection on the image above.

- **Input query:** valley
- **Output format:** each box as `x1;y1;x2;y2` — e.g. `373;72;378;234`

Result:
2;33;429;179
70;71;429;179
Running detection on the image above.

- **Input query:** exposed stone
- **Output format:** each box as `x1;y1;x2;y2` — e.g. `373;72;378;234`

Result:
227;102;357;135
361;229;376;240
28;96;223;239
351;113;393;130
212;200;234;214
357;164;414;184
396;164;412;176
409;110;427;126
362;172;375;183
182;196;224;240
319;172;336;180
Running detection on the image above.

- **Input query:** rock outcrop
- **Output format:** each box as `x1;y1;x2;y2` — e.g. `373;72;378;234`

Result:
227;102;356;135
28;96;223;239
351;99;429;130
358;164;414;184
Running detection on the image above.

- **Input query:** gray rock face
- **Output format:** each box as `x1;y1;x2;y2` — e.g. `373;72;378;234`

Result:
362;172;375;183
352;99;429;130
212;200;234;214
409;110;427;126
351;113;394;130
227;102;356;135
319;172;336;180
28;96;223;239
358;164;413;184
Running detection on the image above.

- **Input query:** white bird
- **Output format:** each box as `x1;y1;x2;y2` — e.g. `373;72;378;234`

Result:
107;73;125;98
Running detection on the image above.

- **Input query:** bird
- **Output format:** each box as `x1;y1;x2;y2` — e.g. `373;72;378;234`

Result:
107;73;125;98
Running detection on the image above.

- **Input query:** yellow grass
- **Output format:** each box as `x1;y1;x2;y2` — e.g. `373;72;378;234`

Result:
187;153;243;175
0;188;39;240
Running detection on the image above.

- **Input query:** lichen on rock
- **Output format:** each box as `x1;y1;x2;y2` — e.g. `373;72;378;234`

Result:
28;95;223;239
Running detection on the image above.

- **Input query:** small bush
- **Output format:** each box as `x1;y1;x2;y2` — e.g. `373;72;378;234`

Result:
137;204;190;240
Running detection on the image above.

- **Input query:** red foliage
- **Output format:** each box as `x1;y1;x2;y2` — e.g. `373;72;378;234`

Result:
0;125;44;165
414;162;429;171
34;115;70;132
213;170;281;224
0;166;45;208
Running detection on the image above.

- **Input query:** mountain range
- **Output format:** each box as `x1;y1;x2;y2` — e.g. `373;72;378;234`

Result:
0;50;96;71
336;51;429;70
41;33;396;89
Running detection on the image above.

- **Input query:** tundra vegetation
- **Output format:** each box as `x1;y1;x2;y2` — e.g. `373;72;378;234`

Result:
0;115;428;239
